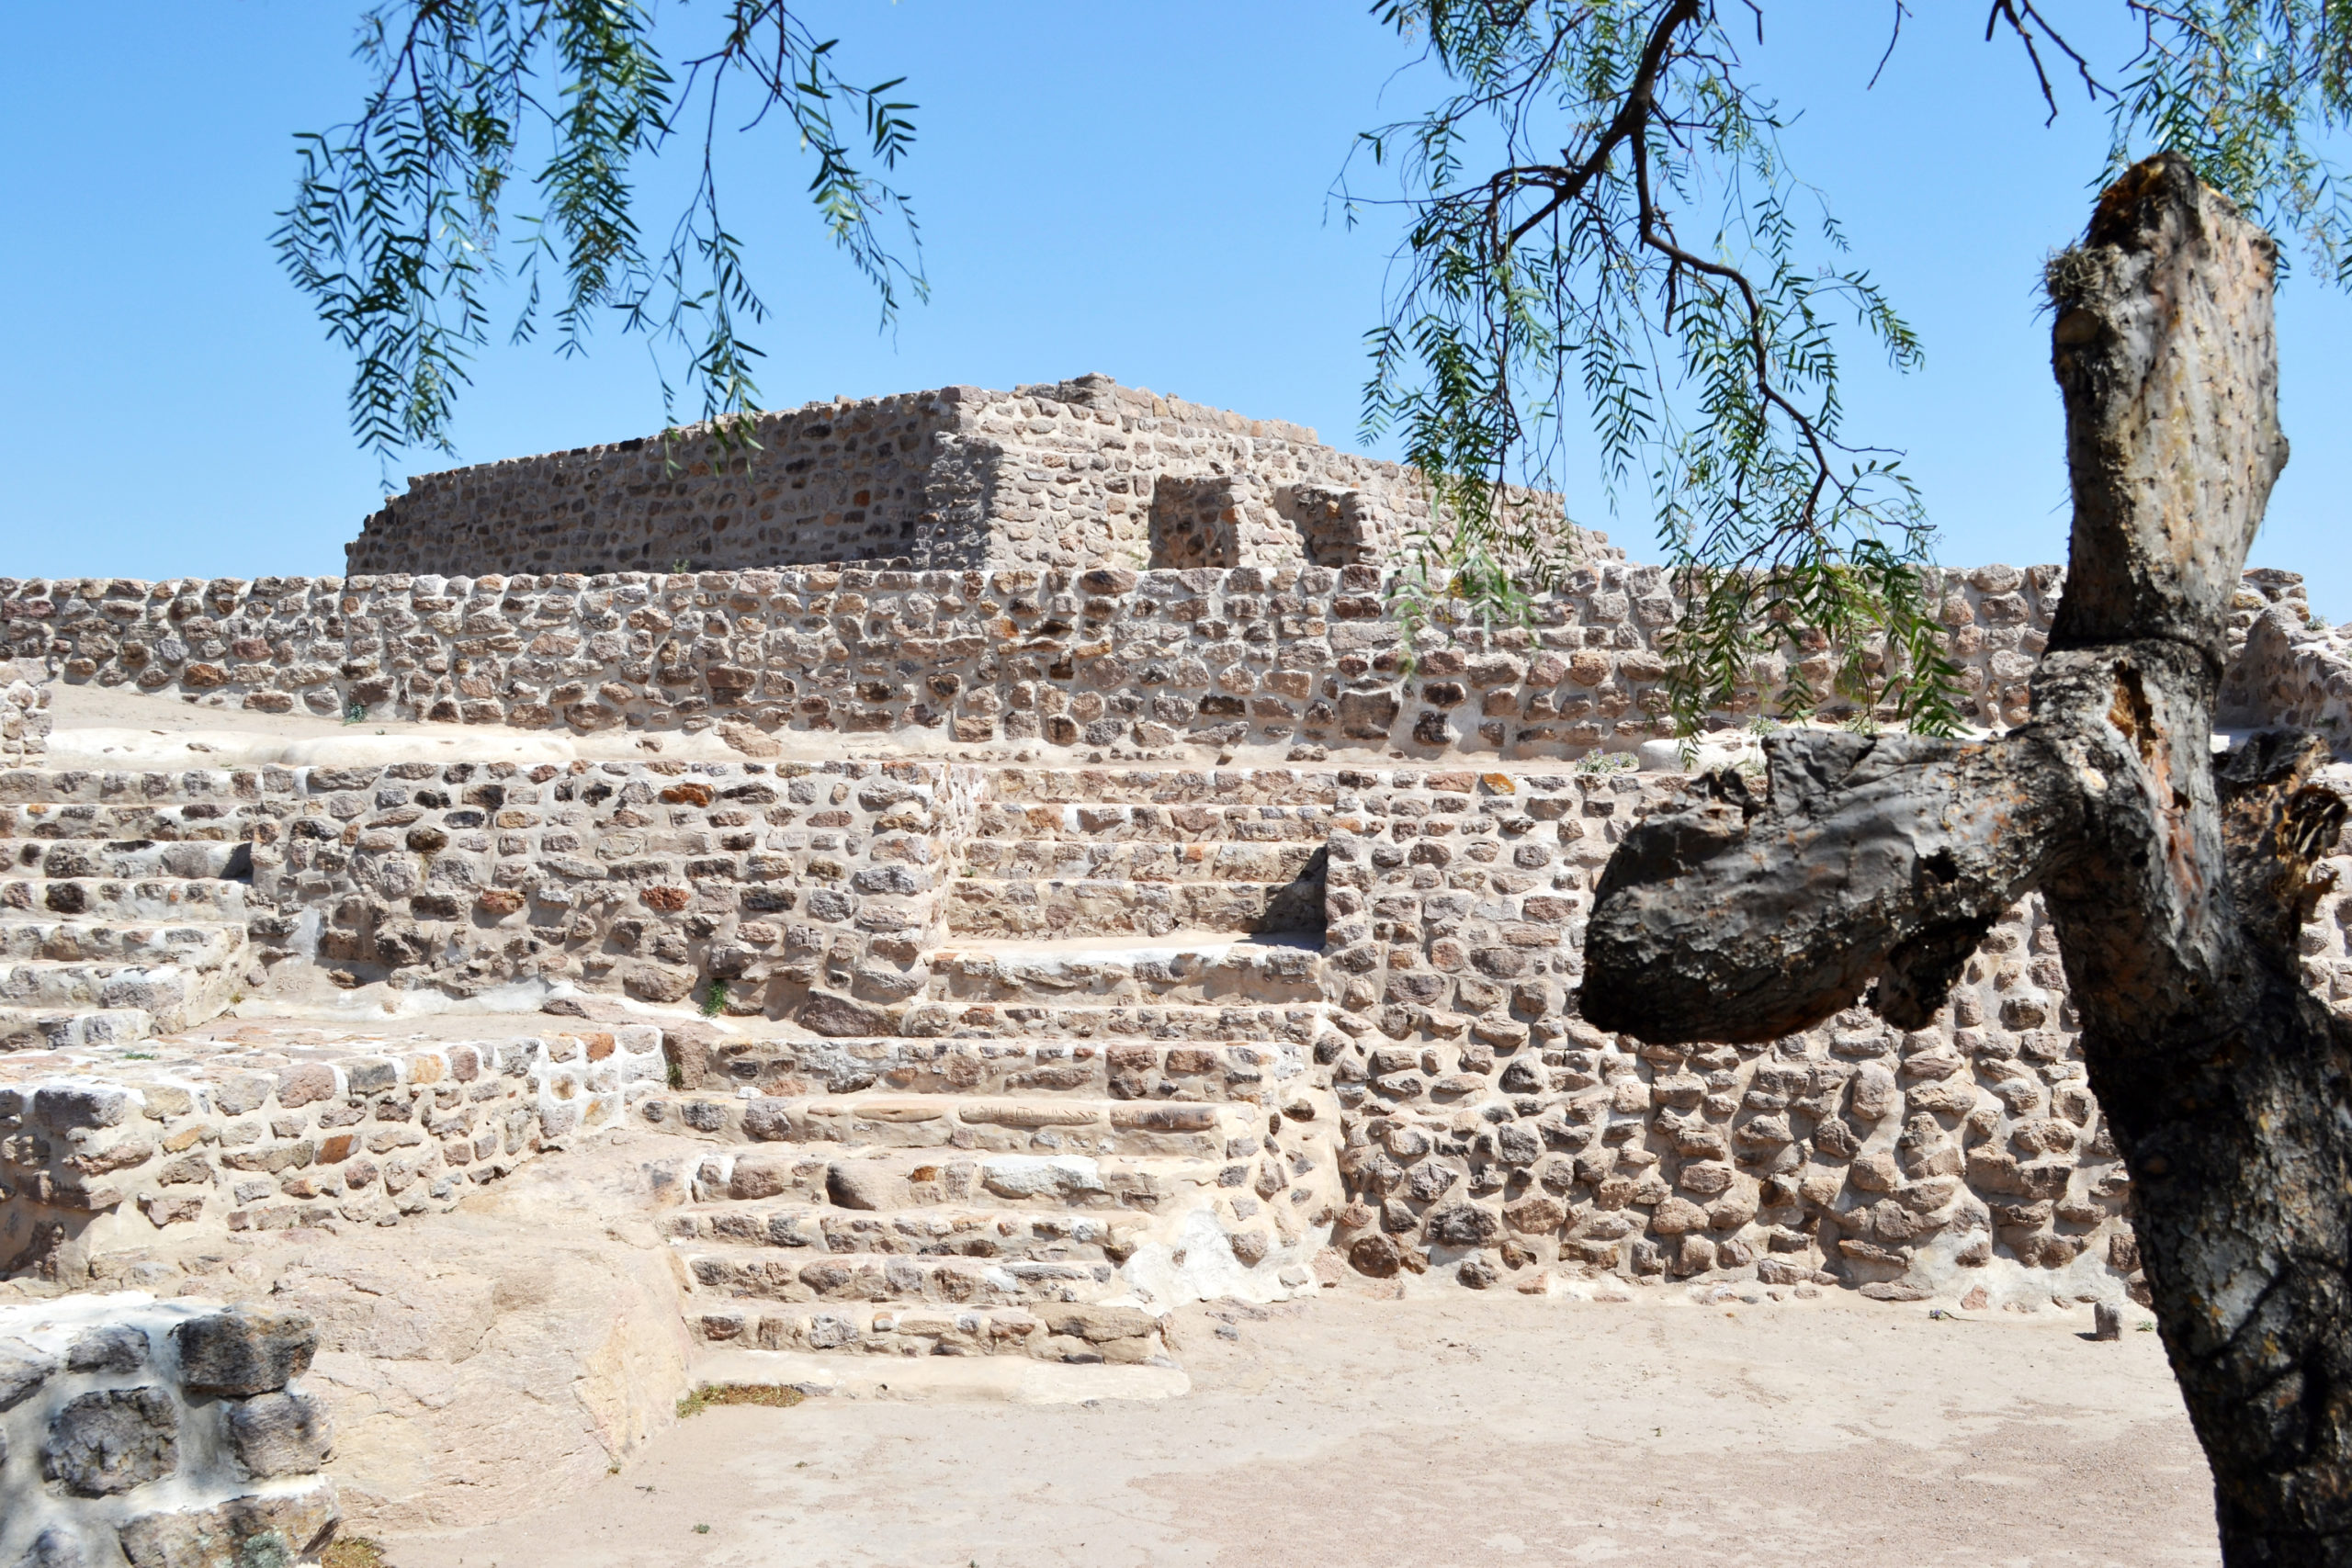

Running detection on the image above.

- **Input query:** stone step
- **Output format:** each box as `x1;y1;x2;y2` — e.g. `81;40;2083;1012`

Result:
688;1302;1170;1364
0;802;263;841
679;1247;1125;1311
960;840;1322;884
926;934;1325;1004
669;1201;1152;1263
0;1005;157;1053
0;959;227;1032
0;918;248;967
907;1002;1322;1047
690;1344;1189;1393
945;879;1322;940
678;1145;1230;1216
0;767;273;807
0;878;257;921
0;840;248;881
678;1035;1308;1104
643;1091;1258;1159
983;767;1337;807
971;802;1332;843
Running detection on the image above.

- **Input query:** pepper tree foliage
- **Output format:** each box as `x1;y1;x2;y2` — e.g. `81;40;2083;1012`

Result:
1348;0;2352;737
277;0;922;466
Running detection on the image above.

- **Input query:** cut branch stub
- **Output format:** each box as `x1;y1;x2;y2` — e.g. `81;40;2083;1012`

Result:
2047;153;2289;656
1580;729;2075;1043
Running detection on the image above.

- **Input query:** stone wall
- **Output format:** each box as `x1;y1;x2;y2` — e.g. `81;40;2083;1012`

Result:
2;560;2067;758
0;1024;665;1279
342;374;1601;578
0;1294;338;1568
2220;569;2352;748
0;755;976;1035
248;756;974;1031
1317;766;2149;1304
3;657;50;762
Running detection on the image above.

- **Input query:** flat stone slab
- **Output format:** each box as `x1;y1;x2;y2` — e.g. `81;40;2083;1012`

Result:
689;1346;1191;1404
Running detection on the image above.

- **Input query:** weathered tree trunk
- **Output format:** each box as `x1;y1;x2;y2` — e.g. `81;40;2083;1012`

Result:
1580;153;2352;1565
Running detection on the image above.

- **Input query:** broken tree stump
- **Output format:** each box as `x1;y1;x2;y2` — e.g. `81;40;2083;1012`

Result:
1581;153;2352;1565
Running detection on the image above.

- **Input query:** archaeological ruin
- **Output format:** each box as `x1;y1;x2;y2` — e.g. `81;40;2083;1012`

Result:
6;373;2350;1558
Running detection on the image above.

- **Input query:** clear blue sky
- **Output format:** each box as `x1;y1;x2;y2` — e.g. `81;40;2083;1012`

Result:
4;3;2346;615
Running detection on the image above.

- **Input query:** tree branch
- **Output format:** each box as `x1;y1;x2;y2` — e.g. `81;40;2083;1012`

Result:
1581;728;2079;1043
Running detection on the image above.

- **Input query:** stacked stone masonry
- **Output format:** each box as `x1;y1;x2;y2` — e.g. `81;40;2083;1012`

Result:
15;720;2352;1317
5;559;2074;755
0;1294;339;1568
343;375;1594;578
3;523;2347;1345
0;1024;666;1280
2;658;49;762
1319;768;2157;1304
639;767;1345;1363
0;758;986;1031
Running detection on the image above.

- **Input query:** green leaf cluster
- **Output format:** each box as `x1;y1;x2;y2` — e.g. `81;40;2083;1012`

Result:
1348;0;2352;740
277;1;924;468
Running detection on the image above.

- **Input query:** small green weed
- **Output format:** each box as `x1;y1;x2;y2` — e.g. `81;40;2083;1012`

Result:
677;1382;807;1418
321;1540;390;1568
699;978;729;1017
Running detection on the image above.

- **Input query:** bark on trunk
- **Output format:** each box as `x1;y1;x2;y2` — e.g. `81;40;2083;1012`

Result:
1581;153;2352;1564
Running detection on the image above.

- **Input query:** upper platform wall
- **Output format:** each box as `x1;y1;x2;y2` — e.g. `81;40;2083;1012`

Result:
6;562;2074;760
343;374;1600;579
4;566;2319;761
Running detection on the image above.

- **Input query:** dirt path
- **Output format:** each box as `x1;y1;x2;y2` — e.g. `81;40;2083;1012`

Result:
372;1291;2218;1568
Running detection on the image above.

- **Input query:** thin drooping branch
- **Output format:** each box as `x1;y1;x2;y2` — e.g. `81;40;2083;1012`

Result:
1353;1;1957;739
1984;0;2112;121
1496;0;1701;248
277;1;923;466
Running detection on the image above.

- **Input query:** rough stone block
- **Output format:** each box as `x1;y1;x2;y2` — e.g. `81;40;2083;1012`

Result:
223;1391;334;1479
169;1309;315;1397
44;1386;179;1496
116;1482;339;1568
0;1338;59;1410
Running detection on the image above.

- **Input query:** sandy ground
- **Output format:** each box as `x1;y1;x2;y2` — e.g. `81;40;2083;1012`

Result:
371;1291;2220;1568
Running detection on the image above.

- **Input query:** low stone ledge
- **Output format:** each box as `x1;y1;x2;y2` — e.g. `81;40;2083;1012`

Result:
0;1027;665;1280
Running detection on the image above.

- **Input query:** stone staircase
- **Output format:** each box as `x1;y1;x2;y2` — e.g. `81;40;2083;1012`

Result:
944;784;1331;941
656;769;1344;1368
0;778;259;1049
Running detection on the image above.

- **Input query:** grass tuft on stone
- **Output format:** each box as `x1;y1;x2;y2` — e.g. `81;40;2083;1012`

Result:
676;1382;808;1417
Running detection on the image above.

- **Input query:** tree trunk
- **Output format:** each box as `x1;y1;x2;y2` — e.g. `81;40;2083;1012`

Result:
1580;153;2352;1564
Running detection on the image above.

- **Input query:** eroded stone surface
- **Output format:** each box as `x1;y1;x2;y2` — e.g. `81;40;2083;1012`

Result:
116;1483;339;1568
43;1385;178;1495
224;1391;334;1478
173;1307;314;1397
